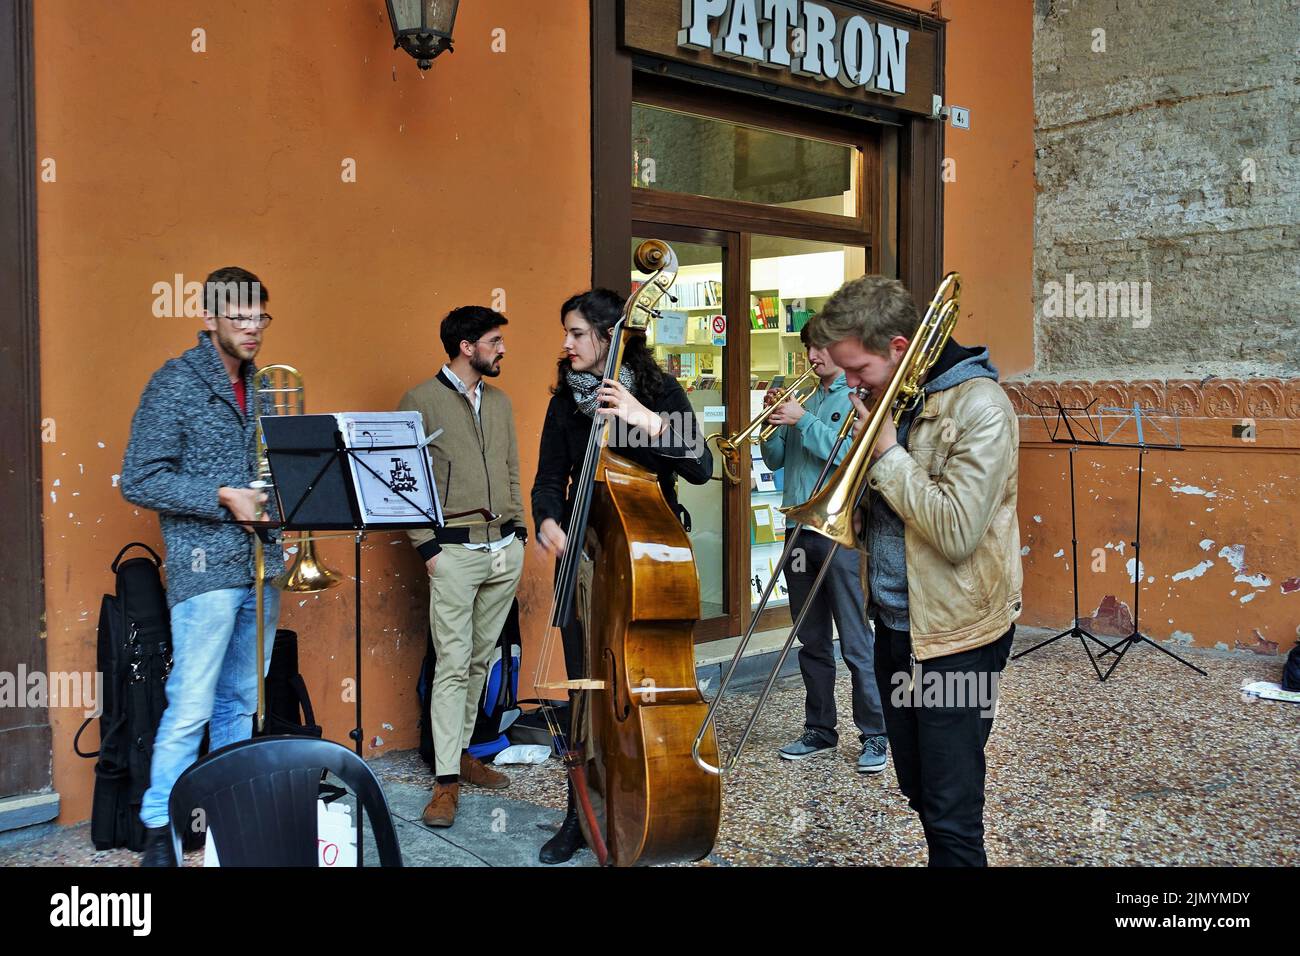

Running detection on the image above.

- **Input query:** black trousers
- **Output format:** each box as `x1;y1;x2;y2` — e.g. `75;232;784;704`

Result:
873;619;1014;867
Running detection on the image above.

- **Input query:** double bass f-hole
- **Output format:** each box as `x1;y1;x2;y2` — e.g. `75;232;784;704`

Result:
605;648;631;721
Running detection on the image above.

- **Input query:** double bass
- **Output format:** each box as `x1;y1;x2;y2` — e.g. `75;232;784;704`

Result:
533;240;721;866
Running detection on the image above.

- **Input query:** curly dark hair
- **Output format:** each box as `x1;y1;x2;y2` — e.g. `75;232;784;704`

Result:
552;288;668;404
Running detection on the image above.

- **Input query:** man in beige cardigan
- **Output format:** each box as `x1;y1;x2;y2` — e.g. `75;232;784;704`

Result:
398;305;527;828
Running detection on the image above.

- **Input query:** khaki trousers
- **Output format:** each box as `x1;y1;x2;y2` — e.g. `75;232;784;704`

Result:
428;539;524;777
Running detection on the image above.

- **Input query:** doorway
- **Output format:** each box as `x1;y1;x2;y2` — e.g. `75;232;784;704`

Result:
626;81;878;641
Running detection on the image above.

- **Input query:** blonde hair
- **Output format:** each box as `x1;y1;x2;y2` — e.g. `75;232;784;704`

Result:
808;275;919;355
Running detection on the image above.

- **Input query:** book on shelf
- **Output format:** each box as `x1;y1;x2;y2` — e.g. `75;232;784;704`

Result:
659;352;705;379
749;294;782;329
672;278;723;309
785;304;813;332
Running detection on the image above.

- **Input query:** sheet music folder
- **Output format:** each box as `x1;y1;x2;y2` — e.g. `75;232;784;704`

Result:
260;414;439;532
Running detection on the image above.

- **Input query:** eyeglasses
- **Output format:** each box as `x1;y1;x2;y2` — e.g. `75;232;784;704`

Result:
475;334;505;348
222;313;273;330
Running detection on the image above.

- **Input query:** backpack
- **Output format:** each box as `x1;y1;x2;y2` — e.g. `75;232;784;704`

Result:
1284;640;1300;692
418;599;522;766
255;628;322;738
73;543;173;852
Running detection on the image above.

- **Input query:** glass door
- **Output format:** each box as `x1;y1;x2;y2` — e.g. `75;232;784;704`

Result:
625;83;877;641
631;229;732;633
747;235;867;629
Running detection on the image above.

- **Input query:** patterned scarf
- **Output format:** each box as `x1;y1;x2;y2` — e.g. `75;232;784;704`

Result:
566;364;637;418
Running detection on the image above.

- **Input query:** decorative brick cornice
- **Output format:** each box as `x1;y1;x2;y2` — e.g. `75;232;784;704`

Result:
1003;379;1300;419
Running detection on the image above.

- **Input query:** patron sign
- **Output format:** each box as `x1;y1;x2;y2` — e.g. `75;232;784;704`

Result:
622;0;940;116
677;0;909;94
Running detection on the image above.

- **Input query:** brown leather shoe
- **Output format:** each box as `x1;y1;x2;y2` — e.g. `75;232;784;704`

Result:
460;752;510;790
421;782;459;828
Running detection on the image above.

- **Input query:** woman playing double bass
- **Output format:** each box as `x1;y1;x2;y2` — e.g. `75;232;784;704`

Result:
531;287;713;864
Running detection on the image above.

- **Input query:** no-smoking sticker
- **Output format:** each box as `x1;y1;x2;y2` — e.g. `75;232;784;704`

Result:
711;314;727;345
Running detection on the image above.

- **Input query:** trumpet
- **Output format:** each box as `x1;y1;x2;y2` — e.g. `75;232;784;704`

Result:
692;272;961;775
707;365;820;483
250;364;342;732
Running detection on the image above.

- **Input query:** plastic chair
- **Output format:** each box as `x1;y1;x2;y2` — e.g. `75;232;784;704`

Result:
168;735;402;867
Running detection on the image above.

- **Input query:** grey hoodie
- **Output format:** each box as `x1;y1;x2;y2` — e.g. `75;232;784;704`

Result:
122;332;279;608
867;341;1000;631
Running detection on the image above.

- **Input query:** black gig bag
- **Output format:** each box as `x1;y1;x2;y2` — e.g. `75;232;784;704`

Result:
73;543;173;851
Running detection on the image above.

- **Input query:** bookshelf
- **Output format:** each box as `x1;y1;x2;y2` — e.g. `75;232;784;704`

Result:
637;261;725;391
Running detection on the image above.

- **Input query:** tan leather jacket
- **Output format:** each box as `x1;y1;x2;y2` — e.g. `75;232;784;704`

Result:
859;377;1023;660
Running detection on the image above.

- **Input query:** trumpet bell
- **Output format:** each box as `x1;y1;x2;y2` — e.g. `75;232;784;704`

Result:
273;534;342;593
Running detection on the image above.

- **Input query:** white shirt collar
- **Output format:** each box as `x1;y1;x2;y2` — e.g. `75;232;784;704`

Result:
441;363;481;409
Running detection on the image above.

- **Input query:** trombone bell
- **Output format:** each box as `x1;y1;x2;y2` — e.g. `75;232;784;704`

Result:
273;533;342;593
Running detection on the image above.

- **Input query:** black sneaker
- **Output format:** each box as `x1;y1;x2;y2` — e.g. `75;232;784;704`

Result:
778;730;836;761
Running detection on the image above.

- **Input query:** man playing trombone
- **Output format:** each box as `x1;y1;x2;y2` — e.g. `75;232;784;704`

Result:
759;324;888;773
808;275;1021;867
121;266;280;866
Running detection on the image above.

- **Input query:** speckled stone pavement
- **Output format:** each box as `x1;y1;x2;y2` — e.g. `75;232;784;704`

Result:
2;627;1295;867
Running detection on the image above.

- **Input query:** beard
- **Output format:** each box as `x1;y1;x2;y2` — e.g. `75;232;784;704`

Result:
213;324;258;364
471;352;502;377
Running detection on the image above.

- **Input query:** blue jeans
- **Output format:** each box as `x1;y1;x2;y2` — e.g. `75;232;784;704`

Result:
140;584;279;828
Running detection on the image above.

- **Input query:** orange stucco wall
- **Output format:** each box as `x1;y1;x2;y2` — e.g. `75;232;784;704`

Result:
1016;420;1300;655
894;0;1036;377
36;0;592;824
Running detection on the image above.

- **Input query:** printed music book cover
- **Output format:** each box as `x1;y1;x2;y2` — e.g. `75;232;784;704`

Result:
335;411;442;526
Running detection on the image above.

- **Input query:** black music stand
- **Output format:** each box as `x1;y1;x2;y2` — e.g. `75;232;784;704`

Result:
1012;399;1205;681
262;413;442;865
1011;399;1112;668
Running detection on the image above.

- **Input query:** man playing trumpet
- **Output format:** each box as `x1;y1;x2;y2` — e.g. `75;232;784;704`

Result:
759;323;887;773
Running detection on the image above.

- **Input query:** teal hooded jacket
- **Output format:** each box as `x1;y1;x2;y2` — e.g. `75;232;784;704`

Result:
758;373;854;516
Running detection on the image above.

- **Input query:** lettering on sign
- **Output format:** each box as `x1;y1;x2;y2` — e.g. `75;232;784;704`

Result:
677;0;909;94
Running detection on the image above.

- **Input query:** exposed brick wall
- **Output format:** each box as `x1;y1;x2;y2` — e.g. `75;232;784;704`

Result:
1029;0;1299;379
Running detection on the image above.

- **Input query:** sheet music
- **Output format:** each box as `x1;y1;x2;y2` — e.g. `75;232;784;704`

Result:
335;411;442;525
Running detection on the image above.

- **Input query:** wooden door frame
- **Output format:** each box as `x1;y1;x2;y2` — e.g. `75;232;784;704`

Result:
0;0;50;801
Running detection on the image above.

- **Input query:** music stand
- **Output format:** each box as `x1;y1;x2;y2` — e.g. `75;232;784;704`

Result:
1011;399;1112;668
262;412;443;865
1012;399;1206;681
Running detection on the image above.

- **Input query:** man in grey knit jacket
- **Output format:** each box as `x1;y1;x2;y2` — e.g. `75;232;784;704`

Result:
121;266;280;866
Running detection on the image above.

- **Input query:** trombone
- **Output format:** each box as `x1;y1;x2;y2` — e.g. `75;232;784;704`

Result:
707;365;820;483
250;364;344;732
692;273;961;775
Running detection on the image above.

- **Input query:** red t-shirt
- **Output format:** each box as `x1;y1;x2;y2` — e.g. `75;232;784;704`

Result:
232;378;247;415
